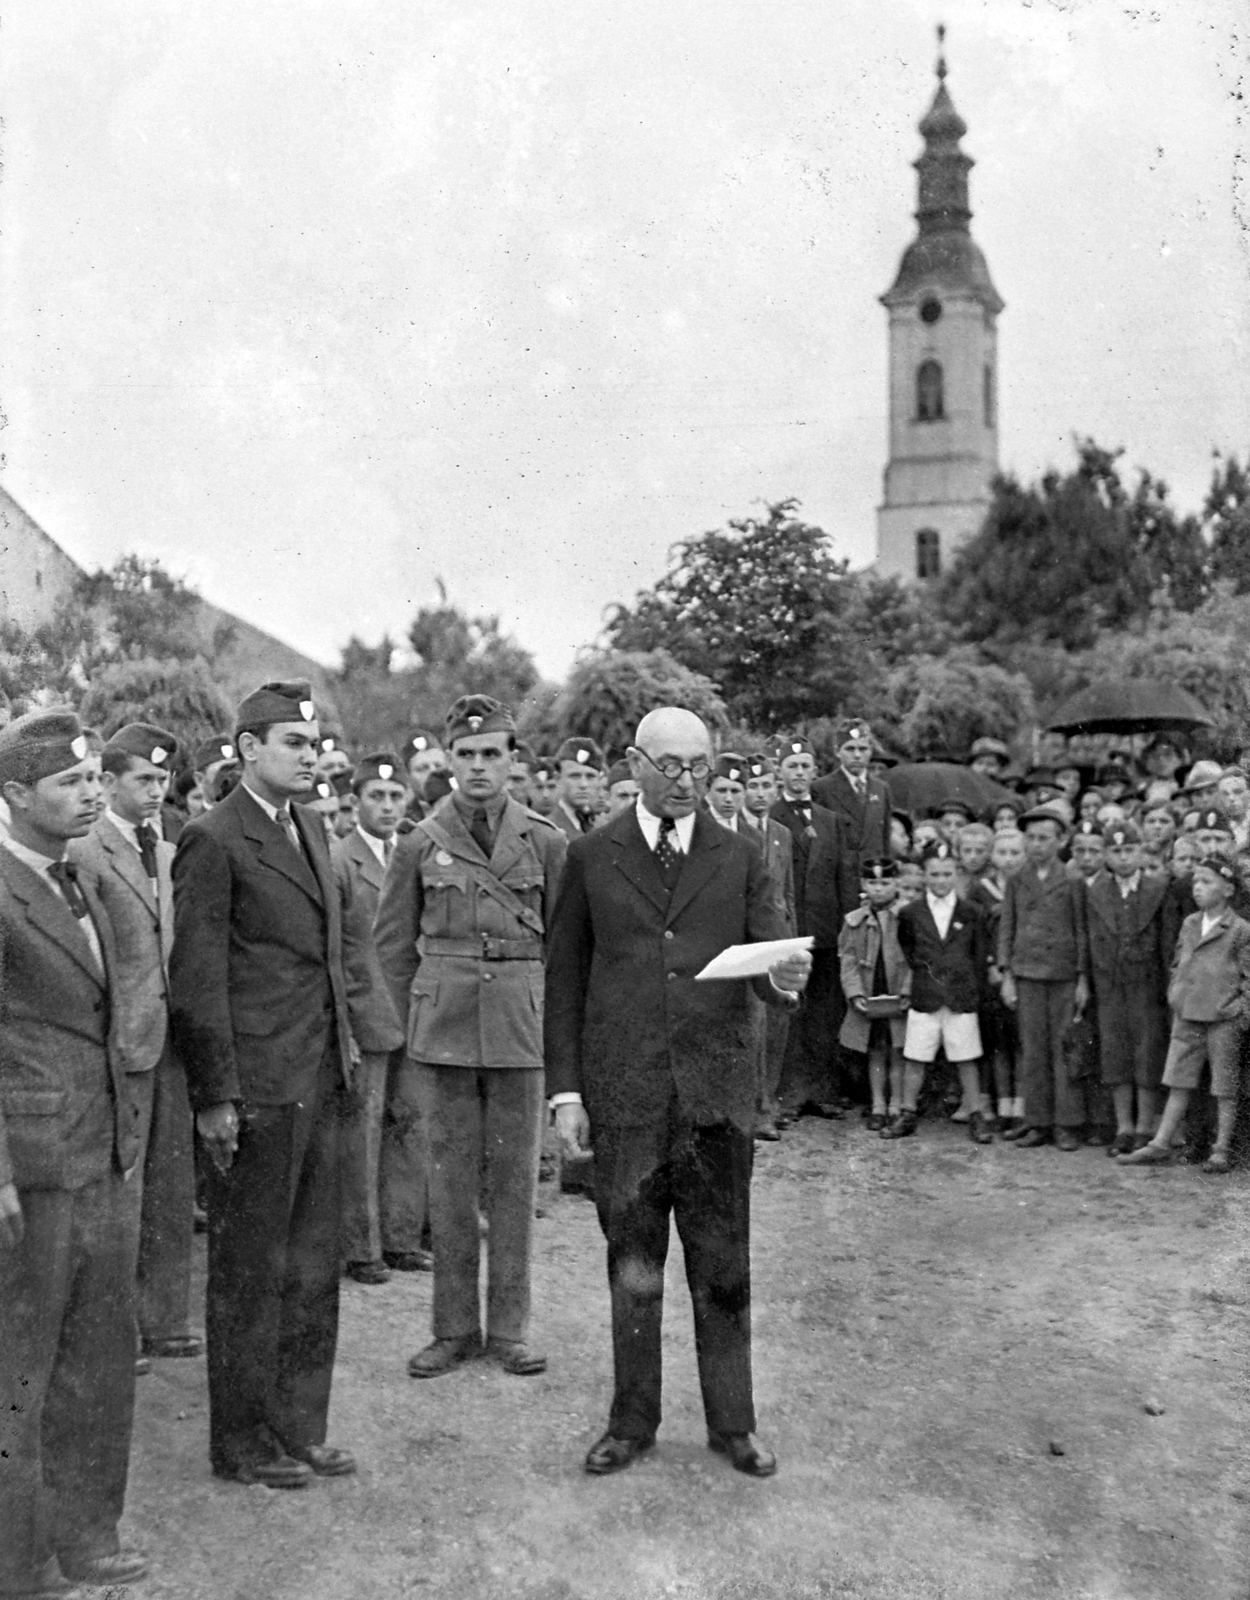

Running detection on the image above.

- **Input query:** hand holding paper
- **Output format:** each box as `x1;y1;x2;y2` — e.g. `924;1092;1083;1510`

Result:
695;935;814;983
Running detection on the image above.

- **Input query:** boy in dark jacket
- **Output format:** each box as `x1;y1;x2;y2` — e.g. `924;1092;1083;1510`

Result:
891;843;990;1143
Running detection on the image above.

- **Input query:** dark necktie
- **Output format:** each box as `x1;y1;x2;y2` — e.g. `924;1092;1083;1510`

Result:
654;817;682;889
576;809;596;833
278;810;303;858
469;806;494;858
383;835;395;867
48;859;89;919
137;822;159;880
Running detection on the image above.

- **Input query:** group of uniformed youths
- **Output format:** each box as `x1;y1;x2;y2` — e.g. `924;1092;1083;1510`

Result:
1;678;1242;1595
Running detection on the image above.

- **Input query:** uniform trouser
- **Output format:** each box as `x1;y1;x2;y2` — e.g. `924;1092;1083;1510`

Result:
416;1064;544;1343
204;1047;342;1470
341;1049;428;1263
778;947;842;1109
124;1043;195;1343
593;1107;755;1442
1017;978;1086;1130
0;1171;137;1591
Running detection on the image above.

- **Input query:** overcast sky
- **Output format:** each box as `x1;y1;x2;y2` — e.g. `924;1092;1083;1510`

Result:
1;0;1247;680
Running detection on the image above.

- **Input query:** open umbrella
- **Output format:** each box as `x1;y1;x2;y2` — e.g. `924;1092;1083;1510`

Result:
885;762;1017;818
1045;680;1213;735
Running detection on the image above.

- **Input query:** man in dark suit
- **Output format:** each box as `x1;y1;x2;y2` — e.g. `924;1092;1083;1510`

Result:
71;722;201;1364
0;710;149;1593
770;736;857;1121
331;752;426;1284
170;679;358;1490
545;707;810;1480
740;754;796;1140
812;719;891;867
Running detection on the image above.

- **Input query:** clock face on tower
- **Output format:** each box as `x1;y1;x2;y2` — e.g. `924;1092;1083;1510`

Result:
919;298;942;325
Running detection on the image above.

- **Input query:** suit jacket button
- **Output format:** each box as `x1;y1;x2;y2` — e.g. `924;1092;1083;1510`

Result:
664;931;674;941
483;971;493;982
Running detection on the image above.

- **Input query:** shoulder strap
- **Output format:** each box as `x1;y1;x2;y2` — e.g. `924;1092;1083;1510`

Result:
418;817;545;937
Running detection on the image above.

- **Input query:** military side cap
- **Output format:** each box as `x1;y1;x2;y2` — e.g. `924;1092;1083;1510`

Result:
513;742;538;767
1073;819;1103;840
318;733;344;754
193;734;235;770
969;736;1010;763
834;719;873;746
406;729;440;757
330;772;354;798
861;856;898;880
355;752;404;788
446;695;515;745
236;679;317;736
0;709;95;787
1195;854;1237;883
555;735;603;771
714;754;746;783
534;756;560;779
921;840;954;863
606;759;632;788
310;779;335;802
1018;802;1070;830
1194;808;1231;835
746;752;775;779
104;722;178;769
778;736;814;759
1103;820;1142;846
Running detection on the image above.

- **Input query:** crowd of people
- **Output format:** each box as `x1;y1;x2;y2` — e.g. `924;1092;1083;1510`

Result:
0;677;1243;1595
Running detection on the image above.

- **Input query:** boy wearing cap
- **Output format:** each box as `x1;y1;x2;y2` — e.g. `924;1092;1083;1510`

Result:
605;759;640;819
170;680;359;1489
191;733;237;814
0;711;149;1590
998;805;1091;1150
1119;857;1250;1173
552;738;605;839
70;724;202;1364
404;733;449;822
376;697;566;1379
838;859;910;1131
1067;820;1108;886
892;843;991;1142
968;737;1011;779
771;737;857;1120
1085;820;1179;1156
811;720;891;866
332;755;427;1286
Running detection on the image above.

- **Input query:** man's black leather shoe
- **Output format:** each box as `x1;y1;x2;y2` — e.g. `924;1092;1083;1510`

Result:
707;1432;777;1477
212;1452;312;1489
1014;1127;1053;1148
346;1259;390;1285
287;1443;357;1476
408;1333;483;1377
383;1249;433;1272
58;1549;149;1586
583;1432;655;1475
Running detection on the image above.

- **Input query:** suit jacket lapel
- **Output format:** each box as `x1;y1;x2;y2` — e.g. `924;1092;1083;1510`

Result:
666;811;725;927
348;831;385;893
236;788;324;906
293;805;332;907
0;851;106;988
609;810;670;916
97;815;160;924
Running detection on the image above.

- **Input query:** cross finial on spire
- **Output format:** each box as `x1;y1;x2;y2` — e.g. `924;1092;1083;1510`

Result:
936;23;947;81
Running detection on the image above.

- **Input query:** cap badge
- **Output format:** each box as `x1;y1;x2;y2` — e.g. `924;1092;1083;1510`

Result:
468;716;483;733
151;747;168;765
69;735;88;760
728;768;740;781
222;743;234;761
576;749;590;764
323;738;335;751
435;850;453;866
378;764;394;781
413;736;429;752
299;701;315;721
790;742;803;754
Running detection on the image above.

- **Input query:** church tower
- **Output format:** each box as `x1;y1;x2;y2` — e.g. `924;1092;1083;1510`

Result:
876;30;1003;581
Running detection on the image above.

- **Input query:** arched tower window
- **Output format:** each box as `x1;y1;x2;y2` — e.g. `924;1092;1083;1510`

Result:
916;360;944;421
916;528;941;579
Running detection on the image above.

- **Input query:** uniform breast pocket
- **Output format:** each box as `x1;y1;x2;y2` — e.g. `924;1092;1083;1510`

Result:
421;868;469;937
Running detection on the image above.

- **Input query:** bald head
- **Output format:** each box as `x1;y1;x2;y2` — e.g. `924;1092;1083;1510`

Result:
628;707;712;820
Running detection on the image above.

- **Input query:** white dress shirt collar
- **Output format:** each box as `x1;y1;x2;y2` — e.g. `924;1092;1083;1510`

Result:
926;889;957;939
106;807;161;855
635;800;696;854
356;825;388;868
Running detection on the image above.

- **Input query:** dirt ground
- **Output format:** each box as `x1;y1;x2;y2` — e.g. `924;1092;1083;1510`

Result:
121;1116;1248;1600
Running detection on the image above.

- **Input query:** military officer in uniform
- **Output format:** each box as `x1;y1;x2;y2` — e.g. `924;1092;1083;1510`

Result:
376;696;566;1379
0;710;149;1593
170;679;359;1490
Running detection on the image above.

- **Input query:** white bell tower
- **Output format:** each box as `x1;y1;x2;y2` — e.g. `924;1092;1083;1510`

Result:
876;30;1003;582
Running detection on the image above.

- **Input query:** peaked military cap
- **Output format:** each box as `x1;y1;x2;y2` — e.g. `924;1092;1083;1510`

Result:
860;856;898;881
446;695;516;746
0;708;94;787
713;754;747;783
555;735;603;771
105;721;178;769
1102;820;1142;846
193;733;235;771
235;679;317;736
354;752;404;789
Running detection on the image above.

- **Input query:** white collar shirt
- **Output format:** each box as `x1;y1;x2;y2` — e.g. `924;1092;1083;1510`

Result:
356;825;389;869
1117;870;1142;900
926;890;957;939
635;801;696;855
3;835;104;972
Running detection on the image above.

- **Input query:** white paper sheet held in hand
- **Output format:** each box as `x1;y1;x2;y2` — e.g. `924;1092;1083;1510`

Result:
694;935;814;982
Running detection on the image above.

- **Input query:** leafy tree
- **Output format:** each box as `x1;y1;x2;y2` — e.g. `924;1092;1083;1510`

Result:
1205;452;1250;593
874;649;1036;762
938;440;1208;650
537;649;728;759
77;658;234;753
